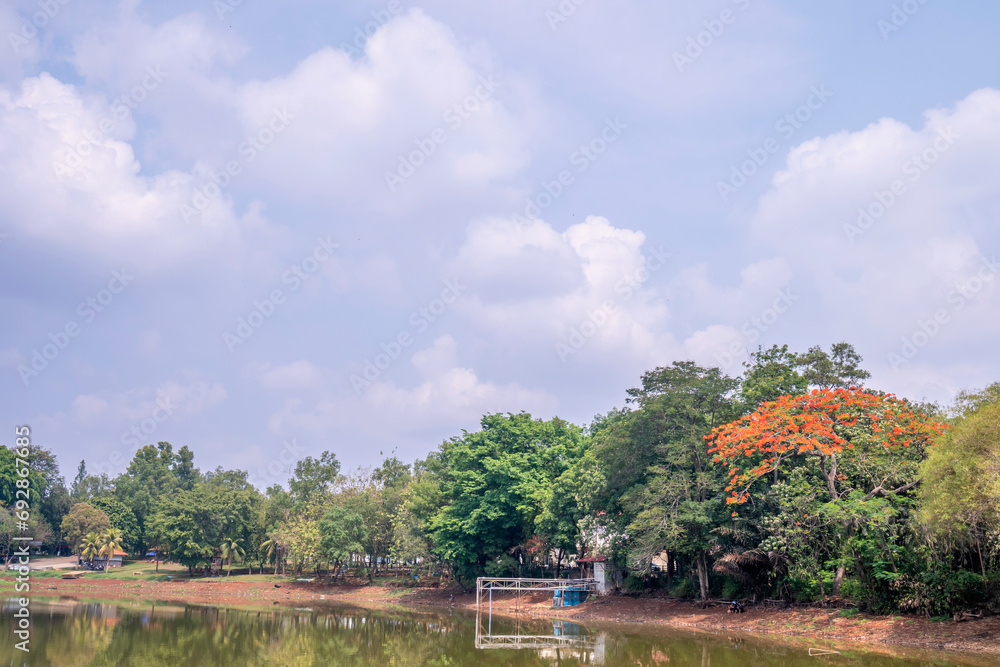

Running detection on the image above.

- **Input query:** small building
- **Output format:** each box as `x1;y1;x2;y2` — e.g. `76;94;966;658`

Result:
93;548;129;568
577;556;609;595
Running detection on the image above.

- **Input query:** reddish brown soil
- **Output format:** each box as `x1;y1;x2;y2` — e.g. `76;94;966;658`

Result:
23;577;1000;658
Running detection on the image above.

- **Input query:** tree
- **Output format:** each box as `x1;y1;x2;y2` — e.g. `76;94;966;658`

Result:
281;505;325;575
795;342;872;390
97;528;125;571
81;532;99;564
147;479;260;576
60;503;111;554
921;387;1000;577
89;497;140;553
320;504;366;579
69;460;112;503
740;345;809;409
429;413;586;585
707;388;946;506
0;446;47;509
261;536;284;575
706;387;947;596
288;452;341;505
114;442;194;553
391;463;445;576
220;537;245;576
740;343;872;412
621;361;741;603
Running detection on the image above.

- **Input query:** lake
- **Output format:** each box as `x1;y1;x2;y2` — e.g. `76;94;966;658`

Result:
1;598;990;666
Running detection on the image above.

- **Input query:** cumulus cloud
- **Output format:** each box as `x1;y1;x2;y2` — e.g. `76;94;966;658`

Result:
749;88;1000;398
0;72;248;265
234;10;537;204
451;215;676;366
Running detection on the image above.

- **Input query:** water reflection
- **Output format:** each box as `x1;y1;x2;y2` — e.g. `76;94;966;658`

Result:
477;619;605;663
0;598;989;667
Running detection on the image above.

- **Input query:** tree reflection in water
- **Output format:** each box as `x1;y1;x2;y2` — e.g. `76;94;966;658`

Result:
0;599;987;667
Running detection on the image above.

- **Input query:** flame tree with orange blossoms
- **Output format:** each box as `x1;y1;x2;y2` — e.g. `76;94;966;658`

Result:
705;387;948;507
704;387;949;601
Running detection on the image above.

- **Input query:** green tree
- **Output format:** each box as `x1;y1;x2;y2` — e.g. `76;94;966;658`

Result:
429;413;585;585
794;342;872;389
288;451;341;505
114;442;197;553
89;497;140;553
60;503;111;554
97;528;125;571
220;537;246;576
391;461;445;575
69;460;112;503
81;532;99;563
621;361;741;603
320;504;366;579
921;386;1000;577
740;345;809;409
147;479;260;575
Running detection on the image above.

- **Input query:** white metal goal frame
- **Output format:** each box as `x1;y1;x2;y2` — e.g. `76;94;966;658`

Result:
474;577;598;643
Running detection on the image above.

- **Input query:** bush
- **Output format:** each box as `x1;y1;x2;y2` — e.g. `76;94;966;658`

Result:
784;574;821;603
624;573;646;593
669;576;697;599
720;577;743;601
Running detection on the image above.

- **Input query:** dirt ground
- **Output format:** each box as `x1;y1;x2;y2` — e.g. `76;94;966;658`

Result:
18;575;1000;658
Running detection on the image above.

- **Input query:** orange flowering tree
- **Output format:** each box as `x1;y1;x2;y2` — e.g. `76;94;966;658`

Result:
705;387;948;507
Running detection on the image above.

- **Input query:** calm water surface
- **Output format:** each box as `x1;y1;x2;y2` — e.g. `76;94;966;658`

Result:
1;598;990;666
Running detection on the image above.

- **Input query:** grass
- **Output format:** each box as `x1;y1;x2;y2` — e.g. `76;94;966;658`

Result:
837;608;860;618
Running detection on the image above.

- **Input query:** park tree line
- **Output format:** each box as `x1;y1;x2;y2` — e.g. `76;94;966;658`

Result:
2;342;998;616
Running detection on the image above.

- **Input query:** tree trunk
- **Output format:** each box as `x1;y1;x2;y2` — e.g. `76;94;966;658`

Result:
695;552;710;606
833;566;845;596
666;551;674;591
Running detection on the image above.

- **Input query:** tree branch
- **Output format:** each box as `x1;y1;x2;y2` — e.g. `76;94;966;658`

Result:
862;479;919;501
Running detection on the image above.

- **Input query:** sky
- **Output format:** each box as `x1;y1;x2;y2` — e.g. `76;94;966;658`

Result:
2;0;999;488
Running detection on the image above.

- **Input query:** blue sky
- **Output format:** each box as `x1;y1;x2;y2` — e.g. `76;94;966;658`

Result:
2;0;999;486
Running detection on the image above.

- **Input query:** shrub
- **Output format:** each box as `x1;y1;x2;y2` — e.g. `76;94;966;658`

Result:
721;577;742;601
624;573;646;593
669;576;697;599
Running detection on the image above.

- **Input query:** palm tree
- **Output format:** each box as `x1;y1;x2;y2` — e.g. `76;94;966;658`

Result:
97;528;125;572
261;537;279;576
220;537;245;576
81;532;99;567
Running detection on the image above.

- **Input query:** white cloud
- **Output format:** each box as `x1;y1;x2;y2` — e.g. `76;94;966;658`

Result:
748;88;1000;398
258;360;324;391
234;10;537;204
0;72;250;264
452;215;677;366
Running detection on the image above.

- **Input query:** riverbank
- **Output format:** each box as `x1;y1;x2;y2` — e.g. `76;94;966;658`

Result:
6;572;998;658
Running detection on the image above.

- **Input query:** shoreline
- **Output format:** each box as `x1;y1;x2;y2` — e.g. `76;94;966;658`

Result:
10;575;1000;660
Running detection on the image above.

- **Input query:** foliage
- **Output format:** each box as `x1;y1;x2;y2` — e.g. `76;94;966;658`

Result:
113;442;200;553
60;503;112;552
706;387;947;506
89;497;140;553
147;480;260;575
429;413;585;585
921;387;1000;577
